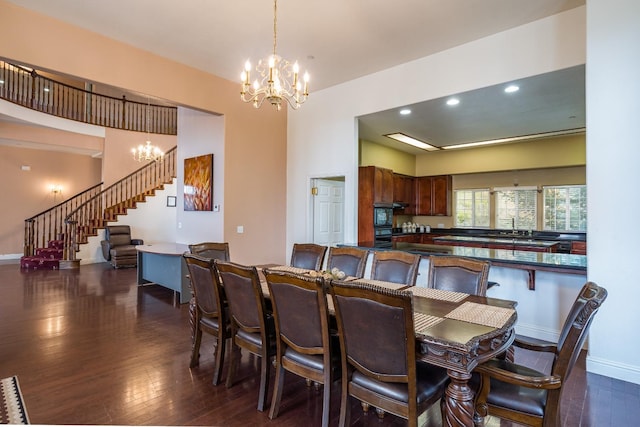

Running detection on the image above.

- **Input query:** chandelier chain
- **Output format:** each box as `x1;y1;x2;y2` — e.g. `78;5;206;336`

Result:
273;0;277;57
240;0;310;110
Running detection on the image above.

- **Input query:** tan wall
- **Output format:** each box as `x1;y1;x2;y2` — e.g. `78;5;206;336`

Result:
0;1;287;264
359;139;416;175
416;134;585;175
102;128;177;187
0;145;101;254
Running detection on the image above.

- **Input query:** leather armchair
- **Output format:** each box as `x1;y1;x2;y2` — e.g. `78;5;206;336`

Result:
101;225;143;268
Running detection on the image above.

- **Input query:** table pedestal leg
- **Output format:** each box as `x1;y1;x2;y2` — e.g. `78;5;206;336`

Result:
442;369;475;427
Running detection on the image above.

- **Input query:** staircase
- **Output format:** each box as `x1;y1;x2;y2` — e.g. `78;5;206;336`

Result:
21;146;177;271
20;238;65;270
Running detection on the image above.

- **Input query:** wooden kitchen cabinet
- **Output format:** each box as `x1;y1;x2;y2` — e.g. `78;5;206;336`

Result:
391;234;421;248
371;166;394;204
415;175;452;216
358;166;394;245
571;241;587;255
421;234;434;244
393;173;416;214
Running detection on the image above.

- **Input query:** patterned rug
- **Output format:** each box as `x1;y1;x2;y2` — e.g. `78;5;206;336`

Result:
0;376;29;424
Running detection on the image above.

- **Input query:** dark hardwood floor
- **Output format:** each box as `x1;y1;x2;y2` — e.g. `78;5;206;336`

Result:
0;261;637;426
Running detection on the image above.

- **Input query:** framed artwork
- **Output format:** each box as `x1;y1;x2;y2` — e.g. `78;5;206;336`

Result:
184;154;213;211
166;196;177;207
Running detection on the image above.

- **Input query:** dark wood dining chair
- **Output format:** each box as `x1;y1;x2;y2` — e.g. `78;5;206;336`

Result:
188;242;230;349
214;260;275;412
473;281;608;427
290;243;328;271
183;254;229;385
264;269;338;427
329;280;449;427
370;250;420;285
188;242;230;261
326;246;369;278
426;255;490;296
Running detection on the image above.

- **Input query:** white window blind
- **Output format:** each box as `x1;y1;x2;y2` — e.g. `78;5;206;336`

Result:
543;185;587;232
495;187;537;231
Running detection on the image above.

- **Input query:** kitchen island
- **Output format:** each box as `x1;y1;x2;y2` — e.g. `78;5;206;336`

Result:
341;242;587;344
394;241;586;290
431;235;561;252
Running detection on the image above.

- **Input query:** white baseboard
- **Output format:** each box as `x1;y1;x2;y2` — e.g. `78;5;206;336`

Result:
0;253;22;260
515;322;560;343
587;355;640;385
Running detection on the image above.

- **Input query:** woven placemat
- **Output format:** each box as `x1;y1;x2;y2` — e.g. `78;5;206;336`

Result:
408;287;469;302
354;279;407;290
413;313;444;333
269;265;310;274
445;302;515;328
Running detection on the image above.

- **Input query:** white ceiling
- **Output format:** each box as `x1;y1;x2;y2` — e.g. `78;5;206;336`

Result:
4;0;586;153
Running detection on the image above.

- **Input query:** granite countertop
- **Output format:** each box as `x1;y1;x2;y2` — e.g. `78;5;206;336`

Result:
361;242;587;272
432;235;560;248
392;228;585;242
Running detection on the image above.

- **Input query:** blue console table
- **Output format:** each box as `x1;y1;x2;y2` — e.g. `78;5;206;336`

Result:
136;243;191;304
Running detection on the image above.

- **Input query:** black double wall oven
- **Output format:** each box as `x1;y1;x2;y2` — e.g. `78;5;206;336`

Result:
373;205;393;248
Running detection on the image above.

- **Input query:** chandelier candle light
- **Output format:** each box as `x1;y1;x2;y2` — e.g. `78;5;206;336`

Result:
240;0;309;110
132;99;164;162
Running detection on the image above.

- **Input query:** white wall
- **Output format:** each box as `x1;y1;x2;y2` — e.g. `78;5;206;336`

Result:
175;107;225;245
586;0;640;383
288;7;586;255
287;6;640;382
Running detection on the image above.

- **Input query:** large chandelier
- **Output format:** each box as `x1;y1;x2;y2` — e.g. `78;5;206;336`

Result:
132;99;164;162
240;0;309;110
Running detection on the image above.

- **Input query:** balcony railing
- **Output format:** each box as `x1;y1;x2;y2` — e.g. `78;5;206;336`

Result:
0;60;177;134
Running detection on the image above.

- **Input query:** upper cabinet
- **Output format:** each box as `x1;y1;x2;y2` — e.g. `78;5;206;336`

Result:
415;175;452;216
393;173;416;215
358;166;393;204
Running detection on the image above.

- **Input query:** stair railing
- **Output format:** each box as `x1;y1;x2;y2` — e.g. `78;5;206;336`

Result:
24;182;104;257
0;60;177;134
63;146;177;262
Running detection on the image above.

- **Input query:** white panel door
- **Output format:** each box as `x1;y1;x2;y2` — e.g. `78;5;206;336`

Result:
313;179;345;246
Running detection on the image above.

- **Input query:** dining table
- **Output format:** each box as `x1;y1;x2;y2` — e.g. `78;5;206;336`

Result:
259;265;517;427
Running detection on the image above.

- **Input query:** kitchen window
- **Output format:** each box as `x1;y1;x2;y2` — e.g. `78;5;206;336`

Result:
495;187;537;231
454;189;490;227
543;185;587;232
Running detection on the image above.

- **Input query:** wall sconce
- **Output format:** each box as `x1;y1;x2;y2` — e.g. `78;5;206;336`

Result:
50;184;63;202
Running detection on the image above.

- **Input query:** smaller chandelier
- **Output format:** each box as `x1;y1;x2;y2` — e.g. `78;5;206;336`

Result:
132;98;164;162
240;0;309;110
132;140;164;162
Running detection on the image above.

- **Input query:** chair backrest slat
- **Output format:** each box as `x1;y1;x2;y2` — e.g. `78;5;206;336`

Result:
331;280;414;382
326;247;369;278
183;254;222;318
370;250;420;285
291;243;327;271
426;255;490;296
189;242;230;261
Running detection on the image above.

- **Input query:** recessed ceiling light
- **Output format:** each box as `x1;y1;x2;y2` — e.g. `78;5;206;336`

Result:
0;80;4;84
399;109;411;115
384;133;439;151
442;128;586;150
504;85;519;93
43;87;50;92
446;98;460;106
